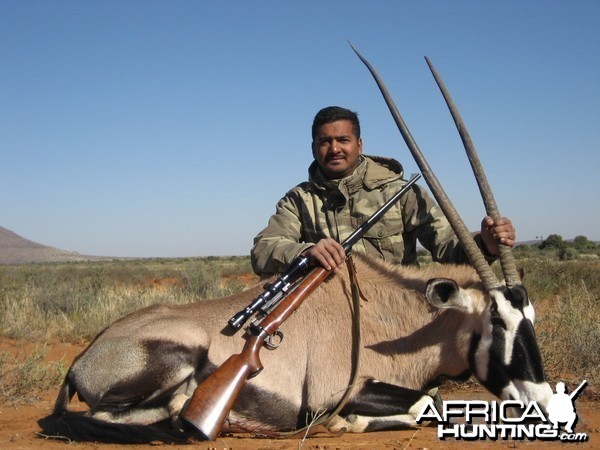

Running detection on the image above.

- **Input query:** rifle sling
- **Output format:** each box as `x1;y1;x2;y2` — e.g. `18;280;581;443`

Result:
268;255;366;439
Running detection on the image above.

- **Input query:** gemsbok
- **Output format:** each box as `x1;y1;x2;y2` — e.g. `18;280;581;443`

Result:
39;50;552;443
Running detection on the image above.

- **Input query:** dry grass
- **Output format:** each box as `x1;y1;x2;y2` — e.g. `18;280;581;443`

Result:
0;256;254;342
532;270;600;388
0;345;65;405
0;257;255;404
0;255;598;402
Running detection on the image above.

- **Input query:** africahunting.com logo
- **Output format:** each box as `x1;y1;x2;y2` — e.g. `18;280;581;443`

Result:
417;380;588;442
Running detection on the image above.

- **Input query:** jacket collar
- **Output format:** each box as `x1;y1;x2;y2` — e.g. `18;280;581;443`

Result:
308;155;404;193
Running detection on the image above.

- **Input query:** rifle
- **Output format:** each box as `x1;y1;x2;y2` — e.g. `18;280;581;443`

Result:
180;173;421;440
569;380;587;400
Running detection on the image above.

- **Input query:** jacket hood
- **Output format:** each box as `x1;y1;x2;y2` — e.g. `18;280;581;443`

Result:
308;155;405;191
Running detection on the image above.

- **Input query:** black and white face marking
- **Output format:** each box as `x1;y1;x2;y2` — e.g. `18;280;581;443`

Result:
426;279;552;410
472;285;552;408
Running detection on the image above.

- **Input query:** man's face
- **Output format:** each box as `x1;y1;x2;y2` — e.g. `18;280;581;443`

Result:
312;120;363;179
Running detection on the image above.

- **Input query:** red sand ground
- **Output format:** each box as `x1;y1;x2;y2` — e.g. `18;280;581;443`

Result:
1;339;597;449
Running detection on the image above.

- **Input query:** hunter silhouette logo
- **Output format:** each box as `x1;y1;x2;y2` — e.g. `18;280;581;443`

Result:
417;380;589;442
547;380;587;434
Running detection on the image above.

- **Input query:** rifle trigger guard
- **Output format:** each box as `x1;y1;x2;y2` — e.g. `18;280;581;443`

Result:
264;330;284;350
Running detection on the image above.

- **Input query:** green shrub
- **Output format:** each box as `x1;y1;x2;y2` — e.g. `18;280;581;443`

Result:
0;345;66;405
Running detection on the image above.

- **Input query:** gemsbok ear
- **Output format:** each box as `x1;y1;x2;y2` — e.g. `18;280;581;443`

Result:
426;278;470;310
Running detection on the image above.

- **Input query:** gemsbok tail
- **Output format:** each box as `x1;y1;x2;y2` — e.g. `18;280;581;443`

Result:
38;375;193;444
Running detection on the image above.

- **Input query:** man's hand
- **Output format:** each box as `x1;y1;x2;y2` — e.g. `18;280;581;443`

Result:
302;238;346;272
480;216;516;256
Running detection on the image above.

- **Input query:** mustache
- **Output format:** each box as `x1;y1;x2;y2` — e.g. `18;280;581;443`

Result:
324;154;346;161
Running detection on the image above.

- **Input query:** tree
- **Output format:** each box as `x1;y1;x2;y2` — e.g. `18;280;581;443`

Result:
559;247;578;261
539;234;565;250
573;235;594;250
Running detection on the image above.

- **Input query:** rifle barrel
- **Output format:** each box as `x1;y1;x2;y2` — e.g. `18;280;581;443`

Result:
342;173;420;252
181;172;421;439
228;173;420;331
569;380;587;400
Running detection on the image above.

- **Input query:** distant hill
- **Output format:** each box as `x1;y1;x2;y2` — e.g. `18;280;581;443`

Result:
0;226;99;264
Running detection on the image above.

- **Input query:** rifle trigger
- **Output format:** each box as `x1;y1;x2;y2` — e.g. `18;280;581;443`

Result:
265;330;284;350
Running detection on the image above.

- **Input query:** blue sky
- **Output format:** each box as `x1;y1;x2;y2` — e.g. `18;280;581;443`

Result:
1;1;599;257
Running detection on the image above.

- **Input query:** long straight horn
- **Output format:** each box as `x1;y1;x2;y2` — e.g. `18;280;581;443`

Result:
424;57;520;288
350;43;502;291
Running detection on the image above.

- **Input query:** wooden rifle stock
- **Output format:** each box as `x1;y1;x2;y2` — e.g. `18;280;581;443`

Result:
180;266;330;440
180;174;420;439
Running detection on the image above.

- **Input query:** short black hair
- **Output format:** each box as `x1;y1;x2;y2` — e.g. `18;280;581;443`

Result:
311;106;360;141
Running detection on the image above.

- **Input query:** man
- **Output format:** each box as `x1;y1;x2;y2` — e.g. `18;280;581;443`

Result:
251;106;515;275
547;382;577;433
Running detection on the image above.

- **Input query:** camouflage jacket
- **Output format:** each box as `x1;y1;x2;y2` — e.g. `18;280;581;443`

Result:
251;155;489;275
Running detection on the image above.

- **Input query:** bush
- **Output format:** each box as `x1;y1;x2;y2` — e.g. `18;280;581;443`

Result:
573;235;596;250
539;234;566;250
559;247;579;261
0;345;66;405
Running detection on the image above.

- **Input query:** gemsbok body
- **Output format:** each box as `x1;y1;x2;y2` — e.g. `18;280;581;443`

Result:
40;49;553;443
41;256;551;443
